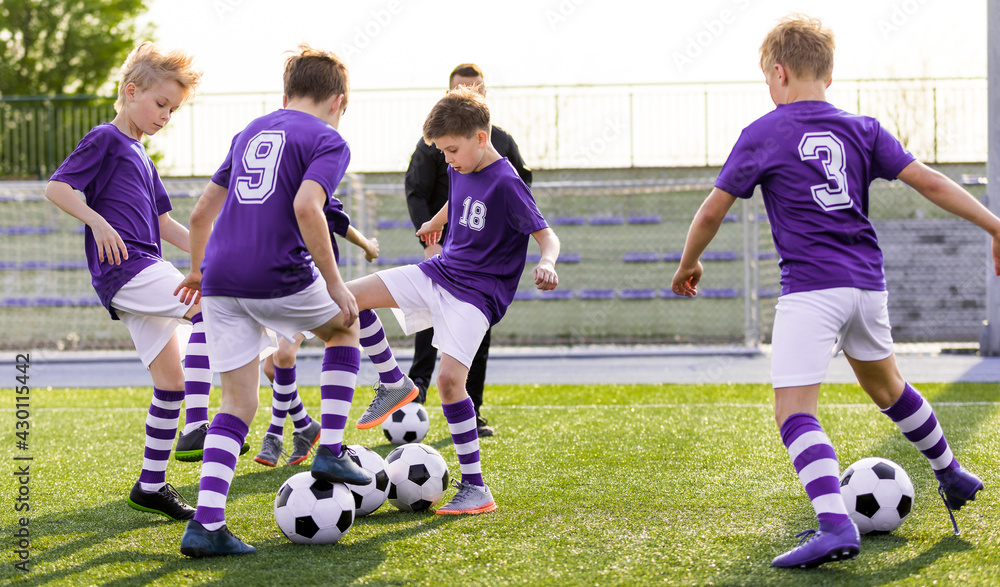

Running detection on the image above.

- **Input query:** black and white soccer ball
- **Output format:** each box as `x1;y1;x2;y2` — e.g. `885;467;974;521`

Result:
344;444;390;517
274;471;355;544
386;443;449;512
840;457;914;534
381;402;430;445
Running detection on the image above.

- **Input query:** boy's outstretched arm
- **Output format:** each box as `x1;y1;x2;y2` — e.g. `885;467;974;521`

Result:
294;179;358;327
531;227;560;291
45;180;127;265
175;180;227;304
671;187;738;297
345;225;379;262
897;161;1000;276
159;212;191;253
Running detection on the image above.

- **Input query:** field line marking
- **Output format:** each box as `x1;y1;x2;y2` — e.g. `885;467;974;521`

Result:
6;401;997;413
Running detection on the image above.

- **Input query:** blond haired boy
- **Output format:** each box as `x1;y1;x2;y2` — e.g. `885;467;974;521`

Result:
348;86;560;514
46;42;207;521
672;15;997;569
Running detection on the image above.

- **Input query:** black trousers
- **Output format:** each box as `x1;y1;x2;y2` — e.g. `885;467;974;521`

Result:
408;326;491;413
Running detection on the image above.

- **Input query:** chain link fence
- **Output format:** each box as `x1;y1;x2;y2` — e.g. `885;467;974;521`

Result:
0;164;989;351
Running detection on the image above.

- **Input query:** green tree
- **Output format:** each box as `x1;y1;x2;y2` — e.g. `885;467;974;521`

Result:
0;0;151;97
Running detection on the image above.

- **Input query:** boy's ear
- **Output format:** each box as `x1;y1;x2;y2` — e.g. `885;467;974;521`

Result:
282;94;289;108
332;94;345;115
124;82;138;102
477;129;489;147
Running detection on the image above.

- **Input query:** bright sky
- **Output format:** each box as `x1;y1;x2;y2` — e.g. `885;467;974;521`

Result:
143;0;987;94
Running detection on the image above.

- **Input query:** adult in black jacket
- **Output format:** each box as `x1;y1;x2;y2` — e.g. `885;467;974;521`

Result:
404;63;532;437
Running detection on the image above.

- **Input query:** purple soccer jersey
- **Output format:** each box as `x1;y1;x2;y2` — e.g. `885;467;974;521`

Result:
49;123;173;318
202;109;350;298
715;100;915;295
419;158;548;325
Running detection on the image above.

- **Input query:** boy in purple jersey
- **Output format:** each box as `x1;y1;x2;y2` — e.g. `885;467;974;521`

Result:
175;46;373;557
672;15;1000;569
347;86;561;515
45;42;205;522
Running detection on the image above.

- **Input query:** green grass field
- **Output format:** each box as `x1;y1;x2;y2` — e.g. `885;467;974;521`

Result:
3;382;999;586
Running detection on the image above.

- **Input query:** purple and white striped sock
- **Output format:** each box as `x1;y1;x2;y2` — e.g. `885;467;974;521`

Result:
442;397;484;487
138;387;183;492
192;412;248;531
882;383;959;478
183;312;212;434
319;346;359;456
360;310;404;387
780;412;850;532
287;390;313;434
266;365;297;438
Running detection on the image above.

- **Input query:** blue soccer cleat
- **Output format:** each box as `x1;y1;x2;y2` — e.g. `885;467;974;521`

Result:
180;520;256;558
771;518;860;569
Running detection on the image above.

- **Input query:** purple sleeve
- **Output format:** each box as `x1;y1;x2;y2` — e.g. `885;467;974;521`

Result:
870;122;916;180
49;129;106;190
302;138;351;201
507;181;548;235
150;163;173;215
715;129;765;200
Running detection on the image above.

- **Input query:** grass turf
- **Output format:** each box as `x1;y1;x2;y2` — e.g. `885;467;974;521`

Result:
2;382;998;586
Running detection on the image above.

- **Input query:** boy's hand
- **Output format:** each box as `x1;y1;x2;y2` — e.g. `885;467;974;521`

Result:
329;281;358;327
416;221;443;246
174;272;203;306
92;217;128;265
533;261;558;291
671;262;703;297
364;237;380;263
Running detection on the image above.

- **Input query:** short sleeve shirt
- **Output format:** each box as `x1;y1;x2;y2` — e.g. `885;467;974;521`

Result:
715;101;915;295
202;110;350;298
49;123;172;318
419;158;548;325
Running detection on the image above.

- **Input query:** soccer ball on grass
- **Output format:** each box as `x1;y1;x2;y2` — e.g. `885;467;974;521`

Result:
274;471;355;544
344;444;390;516
386;443;449;512
382;402;430;445
839;457;914;534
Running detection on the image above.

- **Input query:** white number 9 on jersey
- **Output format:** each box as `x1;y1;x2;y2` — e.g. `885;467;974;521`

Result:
236;130;286;204
798;131;852;212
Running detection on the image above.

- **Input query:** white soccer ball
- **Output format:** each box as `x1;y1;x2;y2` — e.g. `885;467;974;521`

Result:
386;443;449;512
274;471;355;544
839;457;915;534
344;444;390;517
381;402;430;445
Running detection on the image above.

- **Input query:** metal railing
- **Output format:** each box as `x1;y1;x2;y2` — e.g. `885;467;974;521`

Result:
1;78;987;178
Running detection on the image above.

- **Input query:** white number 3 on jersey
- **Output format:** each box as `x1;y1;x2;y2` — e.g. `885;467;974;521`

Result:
798;131;852;211
235;130;286;204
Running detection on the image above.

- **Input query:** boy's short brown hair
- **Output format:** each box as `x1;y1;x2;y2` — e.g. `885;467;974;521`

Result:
115;42;202;111
283;45;350;109
422;85;491;145
759;15;835;81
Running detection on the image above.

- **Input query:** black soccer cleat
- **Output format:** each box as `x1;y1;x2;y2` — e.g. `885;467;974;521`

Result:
175;423;250;462
127;481;195;521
